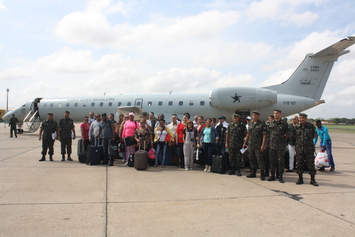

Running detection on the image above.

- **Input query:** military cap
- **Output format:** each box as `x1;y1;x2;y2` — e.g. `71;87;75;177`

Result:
102;113;107;117
299;113;308;117
269;114;274;117
233;113;240;117
48;112;53;116
252;111;260;115
274;109;282;113
218;115;226;119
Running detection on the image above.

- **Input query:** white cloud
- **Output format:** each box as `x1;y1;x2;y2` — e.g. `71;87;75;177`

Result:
55;7;240;48
246;0;325;26
0;0;7;10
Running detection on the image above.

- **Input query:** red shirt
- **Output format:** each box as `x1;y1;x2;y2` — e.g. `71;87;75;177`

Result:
176;122;186;143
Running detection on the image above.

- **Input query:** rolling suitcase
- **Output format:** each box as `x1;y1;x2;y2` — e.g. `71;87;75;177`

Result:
134;141;149;170
212;145;227;174
87;138;104;165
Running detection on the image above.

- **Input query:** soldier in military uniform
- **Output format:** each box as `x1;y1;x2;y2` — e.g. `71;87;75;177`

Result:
38;113;57;161
267;109;289;183
293;113;318;186
226;114;247;176
243;111;267;180
264;114;274;177
57;111;76;161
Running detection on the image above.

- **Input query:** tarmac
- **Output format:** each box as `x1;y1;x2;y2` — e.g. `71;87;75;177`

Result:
0;123;355;237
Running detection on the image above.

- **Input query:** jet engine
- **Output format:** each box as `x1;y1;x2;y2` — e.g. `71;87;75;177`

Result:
209;87;277;110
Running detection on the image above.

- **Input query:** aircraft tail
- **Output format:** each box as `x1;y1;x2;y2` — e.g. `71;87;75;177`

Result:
264;36;355;100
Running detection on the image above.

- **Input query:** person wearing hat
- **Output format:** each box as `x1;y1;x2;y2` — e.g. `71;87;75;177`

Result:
242;111;267;180
226;114;247;176
38;113;58;161
267;109;290;183
215;115;229;157
121;112;139;165
98;113;116;165
293;113;318;186
57;111;76;161
263;113;275;177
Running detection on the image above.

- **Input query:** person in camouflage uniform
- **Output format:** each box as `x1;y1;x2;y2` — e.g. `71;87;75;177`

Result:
264;114;274;177
38;113;57;161
293;113;318;186
243;111;267;180
267;109;289;183
226;114;247;176
57;111;76;161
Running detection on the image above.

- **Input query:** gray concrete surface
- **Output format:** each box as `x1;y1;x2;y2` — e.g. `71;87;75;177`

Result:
0;123;354;236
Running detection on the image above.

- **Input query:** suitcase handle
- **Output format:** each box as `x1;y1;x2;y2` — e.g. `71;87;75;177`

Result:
138;140;146;151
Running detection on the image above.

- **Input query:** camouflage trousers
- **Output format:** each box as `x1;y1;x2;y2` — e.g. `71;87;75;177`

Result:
42;138;55;156
60;137;72;155
296;150;316;175
269;148;285;174
229;148;243;168
249;146;265;170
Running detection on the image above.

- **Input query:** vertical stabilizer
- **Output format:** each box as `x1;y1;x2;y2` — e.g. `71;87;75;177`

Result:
264;37;355;100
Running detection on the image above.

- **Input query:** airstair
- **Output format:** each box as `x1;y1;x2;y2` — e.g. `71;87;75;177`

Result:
23;110;42;133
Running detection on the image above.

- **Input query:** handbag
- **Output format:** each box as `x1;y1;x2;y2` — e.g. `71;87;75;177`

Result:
314;151;329;168
148;148;156;159
125;136;137;146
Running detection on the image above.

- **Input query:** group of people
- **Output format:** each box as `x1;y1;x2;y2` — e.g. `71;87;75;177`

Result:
36;109;334;186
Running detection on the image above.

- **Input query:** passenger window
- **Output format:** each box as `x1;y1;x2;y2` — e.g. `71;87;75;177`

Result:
179;101;183;106
50;103;54;107
74;103;78;107
108;102;112;106
200;101;205;106
137;102;141;106
91;103;95;107
100;102;104;107
168;101;173;106
83;102;87;107
44;103;47;107
66;103;70;107
189;101;194;106
158;101;162;106
127;102;131;106
118;102;122;106
148;101;152;106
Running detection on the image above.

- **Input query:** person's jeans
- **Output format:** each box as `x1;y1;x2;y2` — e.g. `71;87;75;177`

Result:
320;140;335;168
202;143;215;166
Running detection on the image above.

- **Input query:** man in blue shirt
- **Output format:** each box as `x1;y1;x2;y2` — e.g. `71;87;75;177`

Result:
314;120;335;171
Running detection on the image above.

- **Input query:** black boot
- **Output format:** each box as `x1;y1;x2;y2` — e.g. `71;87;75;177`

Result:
229;167;235;175
61;155;65;161
109;156;114;166
236;168;242;176
49;155;53;161
296;173;303;185
310;175;319;186
279;173;285;183
67;155;73;161
264;169;269;177
39;155;45;162
267;171;276;181
246;169;256;178
260;170;265;181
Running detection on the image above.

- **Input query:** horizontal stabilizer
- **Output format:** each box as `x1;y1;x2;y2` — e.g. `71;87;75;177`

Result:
312;36;355;58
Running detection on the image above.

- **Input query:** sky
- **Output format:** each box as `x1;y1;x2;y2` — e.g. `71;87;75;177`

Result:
1;0;355;119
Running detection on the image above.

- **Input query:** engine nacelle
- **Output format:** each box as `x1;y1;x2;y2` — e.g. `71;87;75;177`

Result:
209;87;277;110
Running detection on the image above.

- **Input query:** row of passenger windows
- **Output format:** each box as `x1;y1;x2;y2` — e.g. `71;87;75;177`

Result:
42;101;206;108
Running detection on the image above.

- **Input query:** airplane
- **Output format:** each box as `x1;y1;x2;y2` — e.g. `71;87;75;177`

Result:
2;36;355;133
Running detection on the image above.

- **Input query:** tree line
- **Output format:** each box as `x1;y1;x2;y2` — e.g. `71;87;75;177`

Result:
307;118;355;125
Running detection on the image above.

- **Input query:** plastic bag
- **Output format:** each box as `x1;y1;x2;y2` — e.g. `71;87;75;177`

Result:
314;151;329;168
148;148;155;159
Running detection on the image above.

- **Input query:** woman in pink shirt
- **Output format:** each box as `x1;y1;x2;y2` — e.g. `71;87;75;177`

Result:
80;116;90;151
121;112;139;165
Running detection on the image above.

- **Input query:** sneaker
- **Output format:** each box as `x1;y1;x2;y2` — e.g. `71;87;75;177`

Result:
189;168;193;170
185;168;189;171
121;159;126;163
330;167;335;171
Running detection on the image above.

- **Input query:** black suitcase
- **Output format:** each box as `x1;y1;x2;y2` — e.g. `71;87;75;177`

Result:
109;140;119;158
134;142;148;170
77;138;84;156
212;146;227;174
128;154;135;167
87;138;104;165
78;150;87;163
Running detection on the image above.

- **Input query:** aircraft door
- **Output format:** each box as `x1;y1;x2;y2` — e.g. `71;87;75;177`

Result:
134;98;143;108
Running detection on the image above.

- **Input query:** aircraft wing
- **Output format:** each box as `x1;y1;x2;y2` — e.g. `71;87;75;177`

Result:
117;106;147;118
312;36;355;58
